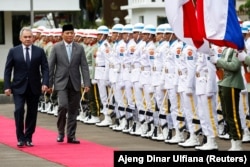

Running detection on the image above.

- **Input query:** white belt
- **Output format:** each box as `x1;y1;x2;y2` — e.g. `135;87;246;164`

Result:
131;63;141;69
95;63;105;67
196;72;207;78
164;68;174;74
123;64;131;69
178;70;187;76
109;64;120;69
152;66;162;71
141;66;151;71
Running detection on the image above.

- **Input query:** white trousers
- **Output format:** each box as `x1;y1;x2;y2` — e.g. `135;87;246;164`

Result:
179;91;200;133
239;92;250;130
196;94;218;137
97;79;108;115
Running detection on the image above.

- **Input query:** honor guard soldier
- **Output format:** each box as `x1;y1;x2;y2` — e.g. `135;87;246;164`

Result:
194;51;219;150
138;24;157;138
177;43;201;148
83;29;102;124
129;23;146;135
118;24;137;133
94;25;113;127
151;24;171;141
212;47;245;151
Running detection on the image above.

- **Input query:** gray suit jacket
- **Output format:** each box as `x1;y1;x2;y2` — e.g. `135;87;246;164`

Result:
49;41;90;91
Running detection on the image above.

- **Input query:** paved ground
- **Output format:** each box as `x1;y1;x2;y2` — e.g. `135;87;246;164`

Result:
1;103;250;167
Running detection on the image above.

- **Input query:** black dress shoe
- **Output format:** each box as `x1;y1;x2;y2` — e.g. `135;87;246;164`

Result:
67;138;80;144
17;141;24;147
25;141;34;147
57;135;64;142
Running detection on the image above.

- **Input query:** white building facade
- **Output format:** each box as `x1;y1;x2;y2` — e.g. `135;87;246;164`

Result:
121;0;167;26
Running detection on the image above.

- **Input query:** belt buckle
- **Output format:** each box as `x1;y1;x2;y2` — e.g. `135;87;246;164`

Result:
141;66;144;71
196;72;200;77
153;67;156;71
178;70;182;75
165;68;168;73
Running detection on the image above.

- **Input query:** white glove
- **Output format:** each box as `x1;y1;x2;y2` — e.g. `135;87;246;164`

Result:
139;82;143;89
148;86;154;93
210;55;218;64
81;82;85;87
237;51;247;62
241;89;248;95
174;85;178;91
209;48;216;56
91;79;98;84
206;92;214;98
113;68;120;73
185;87;193;96
118;81;125;89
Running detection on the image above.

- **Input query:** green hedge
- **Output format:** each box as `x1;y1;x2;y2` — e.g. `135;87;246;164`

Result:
0;80;4;93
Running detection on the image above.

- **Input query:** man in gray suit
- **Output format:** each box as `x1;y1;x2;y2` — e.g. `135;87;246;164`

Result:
49;24;90;144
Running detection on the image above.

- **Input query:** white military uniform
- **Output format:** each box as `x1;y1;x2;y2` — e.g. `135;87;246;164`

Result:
129;23;147;136
120;25;137;133
95;26;113;127
164;40;185;144
239;25;250;142
106;24;128;131
138;25;157;138
110;38;128;131
151;24;170;141
95;40;110;112
211;44;229;139
176;44;201;148
195;52;219;150
239;55;250;142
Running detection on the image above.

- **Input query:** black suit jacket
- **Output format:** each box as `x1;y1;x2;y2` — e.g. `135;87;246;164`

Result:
4;44;49;95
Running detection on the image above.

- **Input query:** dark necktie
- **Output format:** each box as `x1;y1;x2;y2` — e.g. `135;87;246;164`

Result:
26;47;30;68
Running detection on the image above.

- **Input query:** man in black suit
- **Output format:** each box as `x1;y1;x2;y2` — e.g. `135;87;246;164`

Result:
4;27;49;147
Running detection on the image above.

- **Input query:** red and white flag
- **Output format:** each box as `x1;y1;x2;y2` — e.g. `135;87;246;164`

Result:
196;0;244;50
165;0;209;53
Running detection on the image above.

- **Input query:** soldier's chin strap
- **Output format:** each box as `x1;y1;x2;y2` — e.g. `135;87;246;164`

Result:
168;33;173;42
101;34;107;42
125;33;129;42
147;34;152;42
115;33;120;41
136;32;141;43
159;34;165;43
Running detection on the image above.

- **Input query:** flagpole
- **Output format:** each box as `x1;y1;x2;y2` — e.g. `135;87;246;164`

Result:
30;0;34;28
192;0;196;7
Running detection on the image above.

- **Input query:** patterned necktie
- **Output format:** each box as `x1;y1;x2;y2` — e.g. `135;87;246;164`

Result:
25;47;30;68
67;44;72;61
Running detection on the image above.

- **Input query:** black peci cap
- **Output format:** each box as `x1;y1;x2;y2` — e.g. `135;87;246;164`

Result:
62;24;74;32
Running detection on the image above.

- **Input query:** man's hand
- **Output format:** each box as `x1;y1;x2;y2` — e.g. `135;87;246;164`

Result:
207;92;214;98
185;87;193;96
4;89;11;96
237;51;247;62
42;85;49;93
84;87;90;93
91;79;98;84
210;55;218;64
